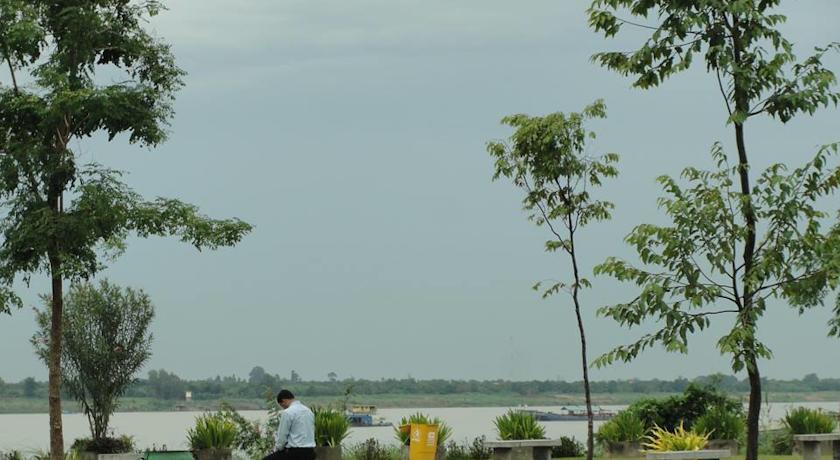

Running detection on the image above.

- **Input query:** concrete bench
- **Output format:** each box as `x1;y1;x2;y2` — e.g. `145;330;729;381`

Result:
645;450;732;460
485;439;564;460
794;433;840;460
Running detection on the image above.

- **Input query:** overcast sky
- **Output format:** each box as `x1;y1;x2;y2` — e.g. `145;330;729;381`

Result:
1;0;839;383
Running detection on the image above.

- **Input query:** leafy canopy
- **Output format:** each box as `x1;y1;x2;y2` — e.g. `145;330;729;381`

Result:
587;0;840;123
0;0;252;315
487;100;618;297
594;144;840;370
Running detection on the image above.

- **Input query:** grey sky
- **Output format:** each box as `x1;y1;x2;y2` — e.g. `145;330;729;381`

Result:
1;0;839;383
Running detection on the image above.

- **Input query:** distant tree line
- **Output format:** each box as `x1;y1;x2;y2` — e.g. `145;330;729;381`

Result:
3;370;840;401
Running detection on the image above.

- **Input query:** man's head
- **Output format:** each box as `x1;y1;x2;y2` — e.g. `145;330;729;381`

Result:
276;389;295;409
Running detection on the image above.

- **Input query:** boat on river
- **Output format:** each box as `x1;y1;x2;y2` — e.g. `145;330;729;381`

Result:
346;405;392;427
518;405;616;421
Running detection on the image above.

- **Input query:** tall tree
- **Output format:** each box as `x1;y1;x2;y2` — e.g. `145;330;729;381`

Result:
587;2;840;459
0;1;252;456
487;101;618;460
34;280;155;447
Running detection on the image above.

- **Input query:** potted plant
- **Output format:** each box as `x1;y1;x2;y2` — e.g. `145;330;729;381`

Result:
395;412;453;460
71;436;138;460
187;413;236;460
314;407;351;460
782;407;837;454
642;422;711;453
596;410;645;457
33;281;154;460
693;405;745;455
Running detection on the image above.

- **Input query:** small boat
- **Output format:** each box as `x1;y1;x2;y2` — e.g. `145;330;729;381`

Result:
346;405;392;427
518;406;616;422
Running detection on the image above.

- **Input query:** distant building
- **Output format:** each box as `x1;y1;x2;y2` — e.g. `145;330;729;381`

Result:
185;391;193;401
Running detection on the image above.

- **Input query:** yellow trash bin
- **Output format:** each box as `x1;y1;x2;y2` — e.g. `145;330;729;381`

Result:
399;423;439;460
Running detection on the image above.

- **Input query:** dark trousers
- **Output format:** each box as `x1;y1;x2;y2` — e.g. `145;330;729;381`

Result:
263;448;316;460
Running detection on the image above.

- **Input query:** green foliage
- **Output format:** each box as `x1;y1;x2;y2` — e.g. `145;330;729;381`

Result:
551;436;585;458
594;145;840;372
70;435;135;454
186;413;237;450
587;1;840;123
218;403;275;459
344;439;401;460
596;410;645;444
693;405;746;441
32;280;154;443
643;422;710;452
313;406;350;447
782;407;837;435
444;436;492;460
395;412;452;446
493;410;546;440
628;384;742;432
770;431;793;455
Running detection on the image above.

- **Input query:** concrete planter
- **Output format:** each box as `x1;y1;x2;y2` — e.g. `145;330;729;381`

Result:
79;453;142;460
192;449;232;460
793;439;833;455
706;440;739;455
315;446;342;460
603;441;642;457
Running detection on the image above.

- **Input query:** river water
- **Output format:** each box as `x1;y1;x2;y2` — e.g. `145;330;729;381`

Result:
1;402;838;452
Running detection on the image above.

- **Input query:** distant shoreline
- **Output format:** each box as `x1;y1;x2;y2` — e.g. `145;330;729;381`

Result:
2;391;839;415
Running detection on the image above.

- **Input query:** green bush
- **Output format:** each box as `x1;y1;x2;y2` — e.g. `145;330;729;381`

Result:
596;410;645;444
395;412;453;446
782;407;837;435
187;413;237;449
70;436;134;454
550;436;584;458
344;439;401;460
314;407;351;447
771;431;794;455
1;451;25;460
627;384;742;432
493;410;546;440
444;436;492;460
693;404;746;441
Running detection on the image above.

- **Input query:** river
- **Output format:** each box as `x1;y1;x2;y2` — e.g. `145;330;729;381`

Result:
1;402;838;452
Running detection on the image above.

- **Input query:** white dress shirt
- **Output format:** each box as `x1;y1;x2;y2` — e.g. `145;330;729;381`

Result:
275;400;316;450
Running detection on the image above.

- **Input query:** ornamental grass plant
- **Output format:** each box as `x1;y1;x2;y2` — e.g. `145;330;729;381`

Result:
493;410;546;440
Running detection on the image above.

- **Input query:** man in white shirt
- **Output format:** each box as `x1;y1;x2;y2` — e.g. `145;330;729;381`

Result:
263;389;316;460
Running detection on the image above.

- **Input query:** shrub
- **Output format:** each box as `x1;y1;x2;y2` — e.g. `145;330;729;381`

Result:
771;431;794;455
596;410;645;444
493;410;546;440
70;436;135;454
551;436;584;458
219;403;274;458
344;439;401;460
782;407;837;435
395;412;453;446
314;407;351;447
445;437;492;460
693;405;746;441
643;422;709;452
2;451;25;460
187;413;237;449
628;384;742;432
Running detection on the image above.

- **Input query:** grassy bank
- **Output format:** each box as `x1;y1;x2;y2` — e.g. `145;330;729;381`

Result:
2;391;840;414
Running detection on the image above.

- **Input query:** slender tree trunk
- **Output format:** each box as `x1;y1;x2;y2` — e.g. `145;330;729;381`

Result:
568;219;594;460
48;252;64;460
731;13;761;460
